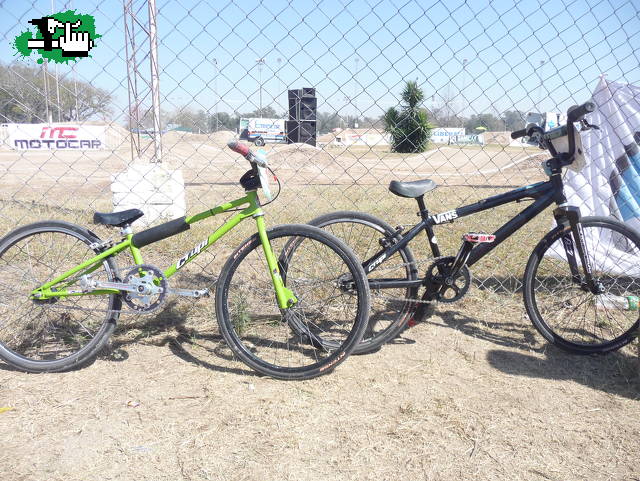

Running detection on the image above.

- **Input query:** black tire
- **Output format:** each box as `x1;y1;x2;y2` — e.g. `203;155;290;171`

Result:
523;216;640;354
215;224;370;380
308;211;419;353
254;137;265;146
0;221;121;372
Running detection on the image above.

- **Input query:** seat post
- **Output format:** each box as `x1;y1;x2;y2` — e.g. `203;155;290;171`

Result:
416;195;442;257
416;195;429;221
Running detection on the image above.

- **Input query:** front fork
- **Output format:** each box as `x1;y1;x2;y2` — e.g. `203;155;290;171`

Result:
554;205;599;293
254;213;298;309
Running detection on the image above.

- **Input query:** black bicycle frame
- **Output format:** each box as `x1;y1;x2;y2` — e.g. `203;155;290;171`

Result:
364;180;558;290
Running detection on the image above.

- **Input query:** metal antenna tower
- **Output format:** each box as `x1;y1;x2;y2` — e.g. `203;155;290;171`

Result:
122;0;162;162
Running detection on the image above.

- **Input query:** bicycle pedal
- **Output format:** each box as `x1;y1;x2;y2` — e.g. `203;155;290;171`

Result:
168;287;210;298
462;232;495;243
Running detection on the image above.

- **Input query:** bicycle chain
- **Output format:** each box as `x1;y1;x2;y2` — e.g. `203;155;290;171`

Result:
366;255;469;305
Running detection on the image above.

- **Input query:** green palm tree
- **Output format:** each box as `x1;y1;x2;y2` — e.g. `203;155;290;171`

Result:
384;80;433;153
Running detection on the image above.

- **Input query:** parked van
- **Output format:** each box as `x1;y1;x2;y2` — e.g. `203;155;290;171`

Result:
240;118;286;146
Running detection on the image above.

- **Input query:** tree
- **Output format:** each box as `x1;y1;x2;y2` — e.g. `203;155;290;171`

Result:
209;111;238;132
0;62;111;123
242;105;279;119
129;106;169;131
359;115;384;129
502;110;526;131
463;113;502;132
166;106;210;133
383;81;433;153
317;111;341;134
426;88;468;128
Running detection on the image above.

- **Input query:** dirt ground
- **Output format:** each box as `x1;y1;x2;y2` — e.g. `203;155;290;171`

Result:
0;130;546;209
0;134;638;480
1;292;638;481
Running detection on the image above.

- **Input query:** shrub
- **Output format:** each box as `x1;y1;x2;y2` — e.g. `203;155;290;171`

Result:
384;80;433;153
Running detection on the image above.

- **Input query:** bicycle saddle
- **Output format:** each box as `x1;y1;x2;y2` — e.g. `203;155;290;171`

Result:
388;179;437;198
93;208;144;227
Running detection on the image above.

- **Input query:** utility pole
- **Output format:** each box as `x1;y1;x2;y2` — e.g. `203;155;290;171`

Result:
537;59;545;113
277;57;282;112
343;95;350;128
353;56;359;128
256;57;265;115
460;58;468;125
213;58;218;132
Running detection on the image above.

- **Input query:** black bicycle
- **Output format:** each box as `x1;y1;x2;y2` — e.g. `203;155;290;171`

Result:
309;101;640;354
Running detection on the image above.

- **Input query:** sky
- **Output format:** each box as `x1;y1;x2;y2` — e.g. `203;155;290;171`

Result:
1;0;639;123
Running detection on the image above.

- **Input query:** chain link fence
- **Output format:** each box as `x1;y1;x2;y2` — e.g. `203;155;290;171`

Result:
1;0;639;293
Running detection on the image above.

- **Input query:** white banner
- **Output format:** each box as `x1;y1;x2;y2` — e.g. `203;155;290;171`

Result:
448;134;484;145
564;77;640;275
6;123;105;150
431;127;464;143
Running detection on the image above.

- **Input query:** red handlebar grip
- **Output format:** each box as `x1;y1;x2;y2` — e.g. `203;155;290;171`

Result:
227;141;251;158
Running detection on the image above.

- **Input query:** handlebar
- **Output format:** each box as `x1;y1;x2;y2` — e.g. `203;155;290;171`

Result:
227;141;267;167
510;128;528;140
510;100;596;165
227;140;252;160
567;101;595;123
510;101;595;141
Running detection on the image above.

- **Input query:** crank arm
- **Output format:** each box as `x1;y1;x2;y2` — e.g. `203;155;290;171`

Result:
79;274;164;295
167;288;210;298
86;280;147;294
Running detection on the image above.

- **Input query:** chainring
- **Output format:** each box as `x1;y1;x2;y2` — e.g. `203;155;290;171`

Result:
425;256;471;303
123;264;168;313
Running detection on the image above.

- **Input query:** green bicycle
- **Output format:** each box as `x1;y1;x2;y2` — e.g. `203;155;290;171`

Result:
0;142;370;380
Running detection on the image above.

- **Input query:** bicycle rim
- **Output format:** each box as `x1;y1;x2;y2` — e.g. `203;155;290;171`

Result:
525;218;640;353
309;211;418;352
0;223;119;370
216;225;369;379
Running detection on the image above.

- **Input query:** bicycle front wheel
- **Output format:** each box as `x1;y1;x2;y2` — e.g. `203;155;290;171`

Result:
215;224;370;380
524;216;640;354
0;221;121;372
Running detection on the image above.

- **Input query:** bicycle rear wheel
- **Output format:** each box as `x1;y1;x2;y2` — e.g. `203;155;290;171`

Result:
524;216;640;354
308;211;419;353
0;221;121;372
215;224;370;380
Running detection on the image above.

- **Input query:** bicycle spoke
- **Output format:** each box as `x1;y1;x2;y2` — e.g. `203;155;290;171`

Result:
0;226;118;368
529;221;640;352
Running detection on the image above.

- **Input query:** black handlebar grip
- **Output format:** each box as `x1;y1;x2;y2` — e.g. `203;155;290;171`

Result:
567;101;596;122
227;140;252;159
511;128;528;139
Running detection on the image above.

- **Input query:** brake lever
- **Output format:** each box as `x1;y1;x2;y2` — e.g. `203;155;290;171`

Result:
253;150;268;168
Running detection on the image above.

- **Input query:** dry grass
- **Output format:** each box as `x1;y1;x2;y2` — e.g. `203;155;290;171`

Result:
0;141;638;480
1;293;638;480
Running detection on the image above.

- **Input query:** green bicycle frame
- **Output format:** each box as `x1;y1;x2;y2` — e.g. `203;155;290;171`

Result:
30;190;297;309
